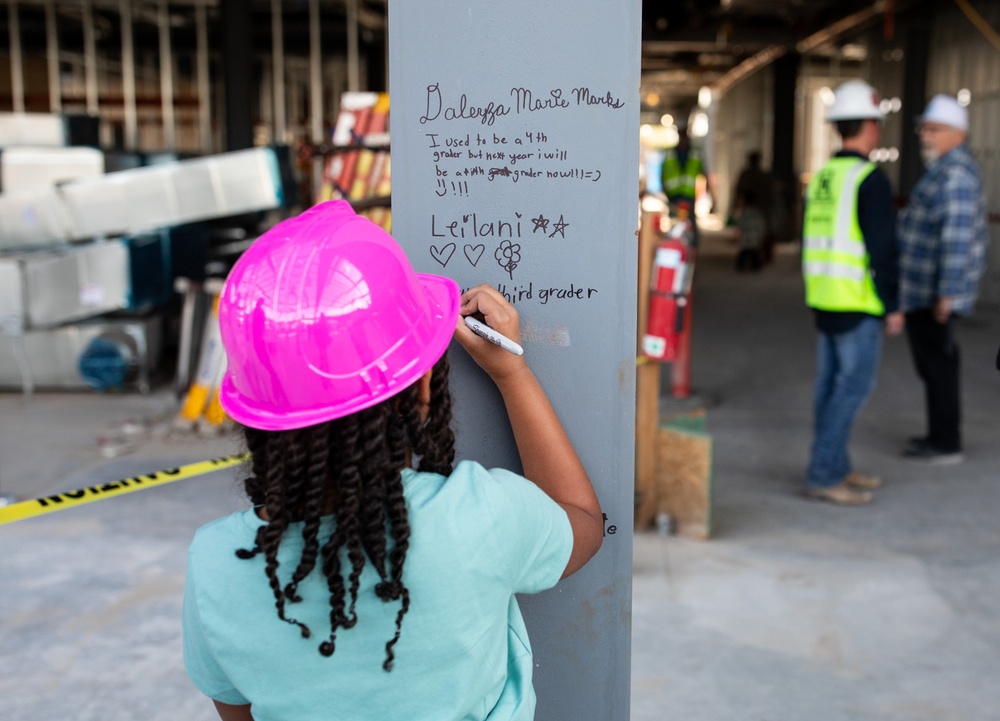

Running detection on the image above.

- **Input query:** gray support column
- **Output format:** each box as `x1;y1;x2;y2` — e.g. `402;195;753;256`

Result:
388;2;638;719
221;0;254;150
119;0;137;149
8;2;24;113
82;0;98;114
195;3;212;154
308;0;323;144
900;10;931;197
772;51;801;241
346;0;359;92
270;0;286;143
158;0;176;151
45;0;61;113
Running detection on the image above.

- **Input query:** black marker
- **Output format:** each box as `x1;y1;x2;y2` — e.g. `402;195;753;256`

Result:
464;316;524;356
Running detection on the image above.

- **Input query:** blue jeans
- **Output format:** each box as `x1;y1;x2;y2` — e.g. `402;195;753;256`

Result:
806;316;883;488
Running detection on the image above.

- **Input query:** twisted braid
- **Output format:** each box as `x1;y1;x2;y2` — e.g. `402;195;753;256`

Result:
419;355;456;473
316;414;358;656
334;409;372;630
379;465;411;671
259;434;311;637
241;428;269;509
283;424;329;603
235;352;456;669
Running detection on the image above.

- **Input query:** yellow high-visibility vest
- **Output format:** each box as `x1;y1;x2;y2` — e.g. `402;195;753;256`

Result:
661;148;702;199
802;157;884;315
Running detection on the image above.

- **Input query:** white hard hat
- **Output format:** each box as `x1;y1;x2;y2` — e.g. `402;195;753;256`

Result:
919;94;968;131
826;80;885;122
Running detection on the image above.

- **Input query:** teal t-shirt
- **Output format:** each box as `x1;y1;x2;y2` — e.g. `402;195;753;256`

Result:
183;460;573;721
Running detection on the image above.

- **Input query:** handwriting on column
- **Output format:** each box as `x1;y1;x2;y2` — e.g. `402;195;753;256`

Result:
419;81;624;305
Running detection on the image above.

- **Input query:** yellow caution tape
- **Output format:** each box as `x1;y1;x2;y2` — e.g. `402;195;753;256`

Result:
0;453;250;527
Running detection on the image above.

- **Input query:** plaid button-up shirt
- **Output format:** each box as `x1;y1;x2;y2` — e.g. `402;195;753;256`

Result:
898;143;988;314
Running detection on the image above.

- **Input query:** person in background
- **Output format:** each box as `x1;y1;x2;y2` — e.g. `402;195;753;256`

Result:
800;80;904;506
661;125;715;245
897;94;988;464
733;185;765;273
182;200;603;721
733;151;776;264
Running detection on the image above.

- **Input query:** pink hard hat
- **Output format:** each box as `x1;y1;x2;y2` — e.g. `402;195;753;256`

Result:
218;200;460;431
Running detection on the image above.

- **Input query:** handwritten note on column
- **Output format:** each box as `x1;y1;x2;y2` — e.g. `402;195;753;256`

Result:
417;81;626;307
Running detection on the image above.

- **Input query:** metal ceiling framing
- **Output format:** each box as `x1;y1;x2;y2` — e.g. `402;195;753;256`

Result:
1;0;385;151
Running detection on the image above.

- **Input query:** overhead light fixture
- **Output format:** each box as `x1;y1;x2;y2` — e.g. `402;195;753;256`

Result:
660;113;674;127
957;89;972;107
698;86;712;109
691;111;709;138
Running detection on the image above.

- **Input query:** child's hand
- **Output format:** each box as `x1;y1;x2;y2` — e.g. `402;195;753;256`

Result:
454;284;528;382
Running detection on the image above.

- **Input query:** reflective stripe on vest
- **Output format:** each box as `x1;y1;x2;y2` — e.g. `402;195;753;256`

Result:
802;158;884;315
662;150;702;198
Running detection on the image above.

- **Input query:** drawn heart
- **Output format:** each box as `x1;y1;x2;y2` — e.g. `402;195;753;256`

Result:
464;244;485;266
430;243;456;267
550;88;562;100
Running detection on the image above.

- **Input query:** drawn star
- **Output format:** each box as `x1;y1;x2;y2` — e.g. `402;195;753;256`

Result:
531;214;550;233
549;214;569;239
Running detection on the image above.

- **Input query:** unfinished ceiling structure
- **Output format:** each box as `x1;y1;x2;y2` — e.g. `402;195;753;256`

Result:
640;0;906;122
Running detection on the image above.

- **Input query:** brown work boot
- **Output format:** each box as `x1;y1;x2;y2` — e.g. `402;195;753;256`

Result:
802;482;873;505
844;471;882;490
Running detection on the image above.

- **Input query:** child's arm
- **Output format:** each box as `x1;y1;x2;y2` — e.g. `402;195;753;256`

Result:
454;284;603;578
213;701;254;721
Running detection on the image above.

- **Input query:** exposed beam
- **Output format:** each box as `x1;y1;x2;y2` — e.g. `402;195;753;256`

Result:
796;1;886;53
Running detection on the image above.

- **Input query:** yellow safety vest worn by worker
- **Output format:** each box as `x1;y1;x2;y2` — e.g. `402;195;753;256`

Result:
661;148;703;200
802;157;884;315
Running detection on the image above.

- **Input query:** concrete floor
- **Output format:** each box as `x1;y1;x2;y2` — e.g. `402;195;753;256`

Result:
2;228;999;720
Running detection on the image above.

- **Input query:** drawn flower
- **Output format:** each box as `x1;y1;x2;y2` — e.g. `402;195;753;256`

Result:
495;240;522;266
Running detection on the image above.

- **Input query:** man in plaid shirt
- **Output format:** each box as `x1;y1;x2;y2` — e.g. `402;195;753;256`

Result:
898;95;988;464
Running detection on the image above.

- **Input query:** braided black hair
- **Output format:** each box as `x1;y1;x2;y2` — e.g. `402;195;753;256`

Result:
237;353;455;670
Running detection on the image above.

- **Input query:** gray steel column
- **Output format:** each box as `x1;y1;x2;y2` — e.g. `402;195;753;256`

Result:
388;2;638;716
120;0;138;149
271;0;286;143
195;3;212;153
158;0;176;150
82;0;98;114
309;0;323;144
900;10;931;197
45;0;61;113
771;51;800;241
347;0;359;92
8;1;24;113
221;0;254;150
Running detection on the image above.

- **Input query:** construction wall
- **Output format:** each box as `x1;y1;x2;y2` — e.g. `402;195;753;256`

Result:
712;69;773;219
926;0;1000;306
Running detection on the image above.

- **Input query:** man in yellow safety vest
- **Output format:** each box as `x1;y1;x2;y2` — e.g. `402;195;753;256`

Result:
660;126;712;244
800;80;904;505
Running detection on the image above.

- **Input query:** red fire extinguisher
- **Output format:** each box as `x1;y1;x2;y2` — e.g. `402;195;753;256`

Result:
643;223;692;362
